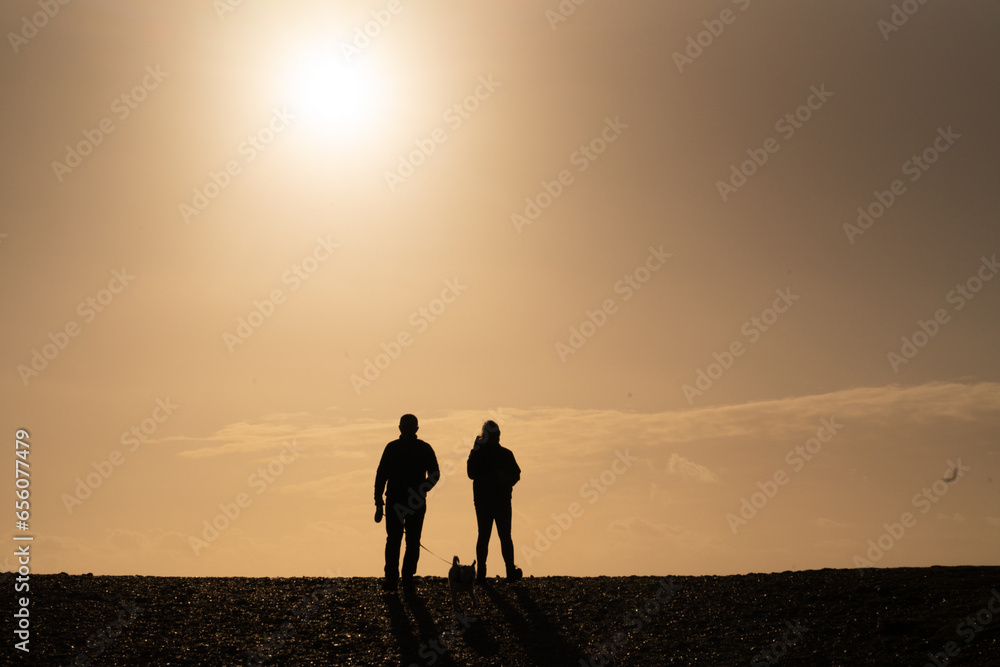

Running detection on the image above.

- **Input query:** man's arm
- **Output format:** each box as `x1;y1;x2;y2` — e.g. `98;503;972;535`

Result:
424;443;441;492
374;444;390;505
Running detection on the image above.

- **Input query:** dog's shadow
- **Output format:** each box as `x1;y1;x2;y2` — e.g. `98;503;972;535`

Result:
458;593;500;659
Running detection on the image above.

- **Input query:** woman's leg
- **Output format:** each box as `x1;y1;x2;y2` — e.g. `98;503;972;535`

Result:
475;502;494;579
496;501;515;572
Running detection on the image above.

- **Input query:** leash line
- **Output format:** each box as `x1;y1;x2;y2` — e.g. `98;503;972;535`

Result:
419;542;453;565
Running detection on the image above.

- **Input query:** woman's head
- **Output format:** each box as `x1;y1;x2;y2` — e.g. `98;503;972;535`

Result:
480;420;500;445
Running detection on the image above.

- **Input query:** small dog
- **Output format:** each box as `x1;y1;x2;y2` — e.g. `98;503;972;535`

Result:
448;556;477;613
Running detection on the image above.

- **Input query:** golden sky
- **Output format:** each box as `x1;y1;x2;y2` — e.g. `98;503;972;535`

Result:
2;0;999;577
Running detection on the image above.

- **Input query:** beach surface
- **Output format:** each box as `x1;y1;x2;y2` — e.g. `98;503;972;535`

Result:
6;566;1000;666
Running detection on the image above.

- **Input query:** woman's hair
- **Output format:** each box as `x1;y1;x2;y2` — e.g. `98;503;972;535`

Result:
480;420;500;444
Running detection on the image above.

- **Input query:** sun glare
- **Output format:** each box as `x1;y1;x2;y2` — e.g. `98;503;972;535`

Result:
286;47;381;135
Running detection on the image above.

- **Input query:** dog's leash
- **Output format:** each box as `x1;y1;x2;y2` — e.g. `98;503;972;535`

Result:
419;542;453;565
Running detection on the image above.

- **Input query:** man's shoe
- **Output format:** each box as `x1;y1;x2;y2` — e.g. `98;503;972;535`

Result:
506;566;523;582
381;578;397;592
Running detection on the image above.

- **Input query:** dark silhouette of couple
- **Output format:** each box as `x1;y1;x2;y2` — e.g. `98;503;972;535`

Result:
374;414;522;591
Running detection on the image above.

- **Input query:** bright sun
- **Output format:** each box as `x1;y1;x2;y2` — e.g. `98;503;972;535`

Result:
286;46;381;135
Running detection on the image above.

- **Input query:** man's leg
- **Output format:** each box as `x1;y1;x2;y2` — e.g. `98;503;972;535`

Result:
401;507;426;582
384;501;405;585
475;501;495;580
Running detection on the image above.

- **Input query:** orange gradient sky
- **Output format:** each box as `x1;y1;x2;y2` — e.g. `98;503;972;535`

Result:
2;0;999;578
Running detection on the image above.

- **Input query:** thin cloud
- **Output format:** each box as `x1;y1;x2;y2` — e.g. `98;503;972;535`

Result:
666;453;720;483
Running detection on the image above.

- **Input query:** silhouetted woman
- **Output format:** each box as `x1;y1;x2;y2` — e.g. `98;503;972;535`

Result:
467;420;522;581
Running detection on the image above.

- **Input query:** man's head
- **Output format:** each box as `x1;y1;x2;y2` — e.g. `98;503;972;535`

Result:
399;414;419;437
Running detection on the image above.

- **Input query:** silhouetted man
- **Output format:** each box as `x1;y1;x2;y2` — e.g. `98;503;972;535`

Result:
375;414;440;591
467;420;522;581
